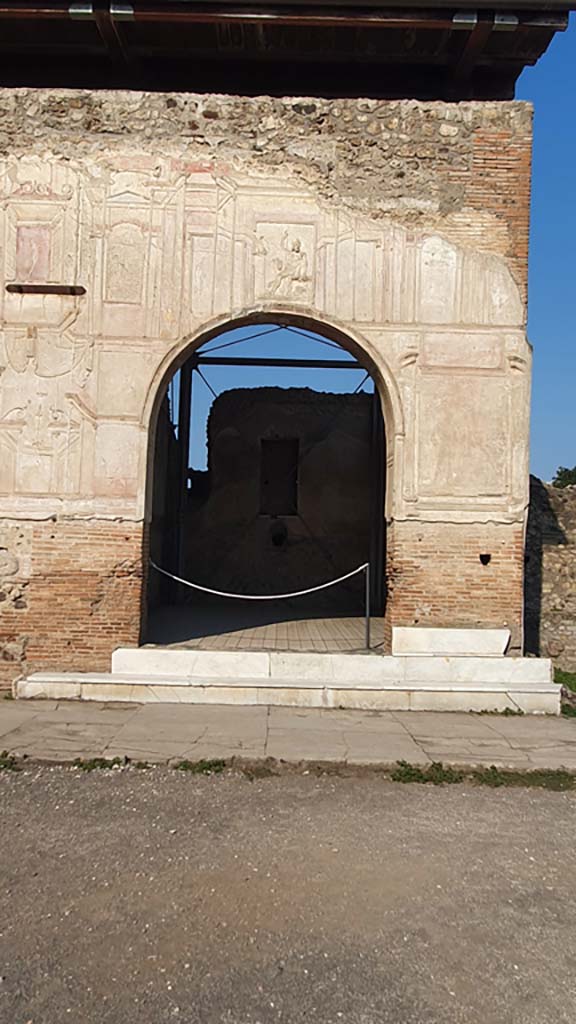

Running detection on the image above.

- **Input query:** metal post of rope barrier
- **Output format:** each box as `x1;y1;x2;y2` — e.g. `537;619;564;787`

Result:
365;562;371;650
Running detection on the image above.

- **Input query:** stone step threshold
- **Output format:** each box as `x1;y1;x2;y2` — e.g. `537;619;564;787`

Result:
16;670;560;714
111;649;553;686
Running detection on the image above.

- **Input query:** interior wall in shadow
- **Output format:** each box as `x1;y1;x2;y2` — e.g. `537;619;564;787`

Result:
180;386;385;616
524;475;575;670
148;395;181;611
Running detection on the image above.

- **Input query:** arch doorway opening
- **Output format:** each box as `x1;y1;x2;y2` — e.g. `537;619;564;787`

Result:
145;319;387;652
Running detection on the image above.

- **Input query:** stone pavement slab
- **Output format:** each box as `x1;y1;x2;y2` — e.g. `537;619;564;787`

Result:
2;699;576;769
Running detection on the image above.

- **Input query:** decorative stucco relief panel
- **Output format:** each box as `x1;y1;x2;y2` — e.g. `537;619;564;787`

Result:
0;156;529;522
0;367;95;498
0;156;80;328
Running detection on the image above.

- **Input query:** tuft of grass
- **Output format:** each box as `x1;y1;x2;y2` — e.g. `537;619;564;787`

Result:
388;760;576;791
556;668;576;693
173;758;227;775
476;707;524;716
472;765;575;791
3;691;14;700
0;749;20;772
73;756;124;772
561;704;576;718
134;760;151;770
390;760;465;785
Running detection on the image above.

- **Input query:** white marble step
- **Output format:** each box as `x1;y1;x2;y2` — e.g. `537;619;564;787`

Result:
15;669;561;714
111;647;553;685
391;627;510;656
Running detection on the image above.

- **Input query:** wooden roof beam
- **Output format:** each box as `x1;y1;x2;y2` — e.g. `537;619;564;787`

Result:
0;3;569;28
69;2;133;64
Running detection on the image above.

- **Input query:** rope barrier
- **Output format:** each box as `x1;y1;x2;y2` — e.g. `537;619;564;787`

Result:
149;559;369;602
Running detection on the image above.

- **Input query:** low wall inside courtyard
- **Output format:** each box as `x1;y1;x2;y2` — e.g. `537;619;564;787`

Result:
525;478;576;673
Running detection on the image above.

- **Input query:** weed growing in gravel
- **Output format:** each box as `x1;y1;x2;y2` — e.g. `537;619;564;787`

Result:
73;756;124;772
3;691;14;700
471;765;575;790
173;759;227;775
389;760;576;790
476;706;524;716
0;750;20;771
390;761;465;785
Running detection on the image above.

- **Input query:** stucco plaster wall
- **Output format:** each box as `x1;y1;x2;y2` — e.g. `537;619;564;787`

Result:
0;89;533;680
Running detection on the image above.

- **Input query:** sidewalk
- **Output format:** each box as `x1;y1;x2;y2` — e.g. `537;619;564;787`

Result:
2;699;576;769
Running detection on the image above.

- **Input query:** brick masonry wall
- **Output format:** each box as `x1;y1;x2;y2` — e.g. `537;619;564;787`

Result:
386;521;525;652
469;127;532;297
6;488;573;685
525;478;576;671
0;520;143;687
0;515;527;688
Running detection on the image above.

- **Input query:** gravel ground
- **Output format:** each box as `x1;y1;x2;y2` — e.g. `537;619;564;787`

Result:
1;764;576;1024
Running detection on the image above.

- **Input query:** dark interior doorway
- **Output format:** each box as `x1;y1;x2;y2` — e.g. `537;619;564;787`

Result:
146;321;386;651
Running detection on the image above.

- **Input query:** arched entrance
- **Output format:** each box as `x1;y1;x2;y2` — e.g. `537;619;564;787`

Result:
143;315;388;652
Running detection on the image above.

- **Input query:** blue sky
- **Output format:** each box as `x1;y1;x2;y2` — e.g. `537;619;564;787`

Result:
517;14;575;480
185;22;575;477
183;326;374;470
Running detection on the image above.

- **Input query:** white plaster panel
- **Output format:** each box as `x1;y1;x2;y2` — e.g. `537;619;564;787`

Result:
96;349;161;418
94;422;141;498
417;236;458;323
422;332;503;370
416;374;509;498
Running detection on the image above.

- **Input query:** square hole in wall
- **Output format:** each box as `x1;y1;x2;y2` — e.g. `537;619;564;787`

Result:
260;438;299;516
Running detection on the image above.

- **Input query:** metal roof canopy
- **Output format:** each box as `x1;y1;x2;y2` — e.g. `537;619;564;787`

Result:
0;1;570;98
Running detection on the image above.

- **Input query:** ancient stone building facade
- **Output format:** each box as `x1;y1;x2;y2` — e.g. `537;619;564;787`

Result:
0;88;534;684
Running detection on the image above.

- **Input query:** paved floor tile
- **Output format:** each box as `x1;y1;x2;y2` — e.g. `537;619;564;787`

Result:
266;727;347;760
393;711;503;739
0;709;43;740
343;732;430;765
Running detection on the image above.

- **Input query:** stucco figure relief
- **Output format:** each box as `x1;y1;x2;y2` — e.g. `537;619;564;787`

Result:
254;225;314;302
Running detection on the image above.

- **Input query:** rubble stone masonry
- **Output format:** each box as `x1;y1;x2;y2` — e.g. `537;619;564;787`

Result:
525;480;576;672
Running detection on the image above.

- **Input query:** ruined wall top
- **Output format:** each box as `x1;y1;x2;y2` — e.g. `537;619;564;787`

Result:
0;89;532;293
